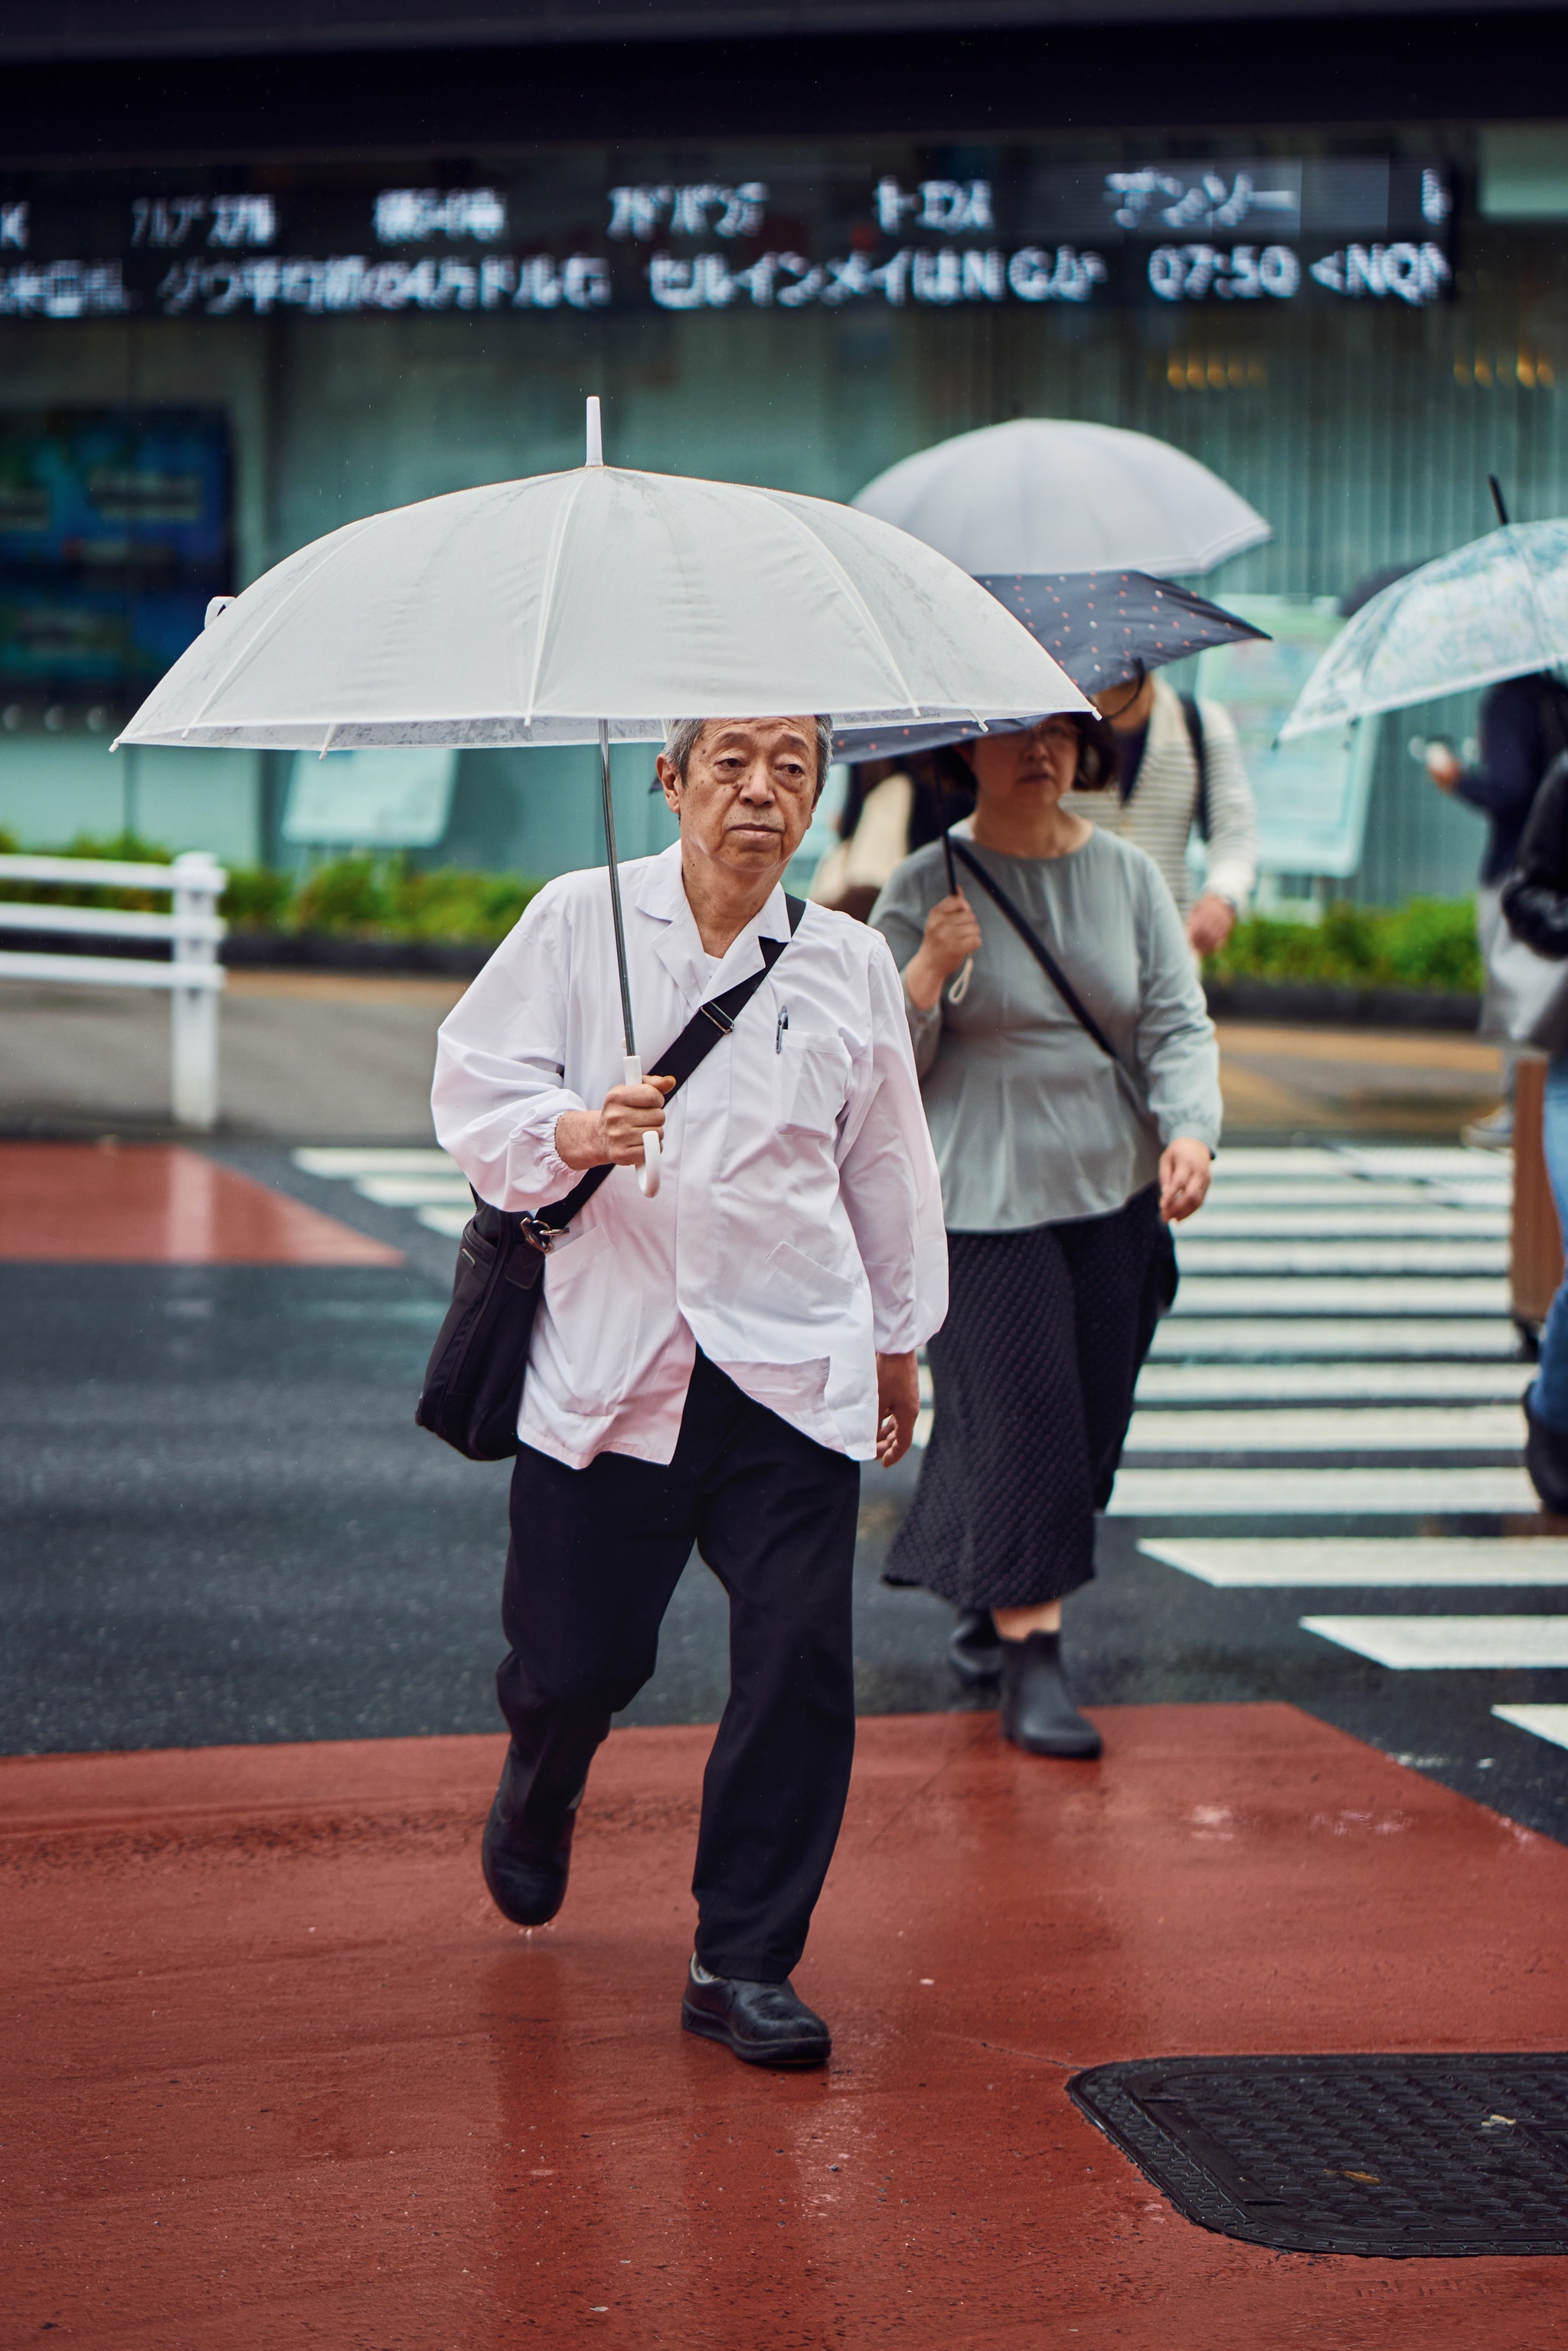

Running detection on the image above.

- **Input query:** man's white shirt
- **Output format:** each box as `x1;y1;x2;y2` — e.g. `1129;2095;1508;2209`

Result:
431;842;948;1469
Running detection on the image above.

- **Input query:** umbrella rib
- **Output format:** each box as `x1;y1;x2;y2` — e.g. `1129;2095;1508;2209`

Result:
756;490;926;717
523;472;590;727
176;513;384;737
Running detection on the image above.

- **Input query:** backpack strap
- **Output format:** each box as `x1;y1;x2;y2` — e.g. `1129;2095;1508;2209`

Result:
515;892;808;1250
1179;691;1210;844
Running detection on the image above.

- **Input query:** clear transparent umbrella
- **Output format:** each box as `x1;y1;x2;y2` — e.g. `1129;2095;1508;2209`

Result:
1280;520;1568;740
851;418;1271;578
119;399;1087;1193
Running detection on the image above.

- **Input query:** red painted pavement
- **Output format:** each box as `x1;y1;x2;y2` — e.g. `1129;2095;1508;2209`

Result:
3;1705;1565;2345
0;1142;401;1263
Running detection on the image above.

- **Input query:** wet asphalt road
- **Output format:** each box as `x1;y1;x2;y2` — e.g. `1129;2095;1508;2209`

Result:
2;1142;1564;1847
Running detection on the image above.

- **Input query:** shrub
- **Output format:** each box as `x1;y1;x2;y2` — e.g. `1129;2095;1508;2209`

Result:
220;866;296;928
4;835;554;944
0;830;175;911
1208;896;1482;995
290;856;396;932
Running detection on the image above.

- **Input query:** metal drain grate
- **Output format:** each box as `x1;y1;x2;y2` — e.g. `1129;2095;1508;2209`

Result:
1068;2053;1568;2258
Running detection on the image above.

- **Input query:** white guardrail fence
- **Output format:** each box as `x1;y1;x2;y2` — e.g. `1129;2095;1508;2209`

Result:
0;851;227;1129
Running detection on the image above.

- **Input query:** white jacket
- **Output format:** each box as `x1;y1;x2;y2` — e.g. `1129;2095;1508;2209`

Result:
431;841;948;1470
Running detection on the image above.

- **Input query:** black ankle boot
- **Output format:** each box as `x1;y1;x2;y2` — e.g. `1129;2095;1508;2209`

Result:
999;1632;1102;1758
481;1744;583;1927
1525;1381;1568;1514
949;1608;1003;1683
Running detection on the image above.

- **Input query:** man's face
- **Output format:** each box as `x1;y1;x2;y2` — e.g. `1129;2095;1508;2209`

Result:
657;718;819;882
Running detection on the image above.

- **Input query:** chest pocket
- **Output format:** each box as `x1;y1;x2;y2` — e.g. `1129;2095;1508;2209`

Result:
773;1027;852;1138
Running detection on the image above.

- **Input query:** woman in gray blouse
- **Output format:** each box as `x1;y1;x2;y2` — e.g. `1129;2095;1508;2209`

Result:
869;713;1222;1758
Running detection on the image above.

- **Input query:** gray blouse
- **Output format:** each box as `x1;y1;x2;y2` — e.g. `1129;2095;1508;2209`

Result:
869;821;1222;1233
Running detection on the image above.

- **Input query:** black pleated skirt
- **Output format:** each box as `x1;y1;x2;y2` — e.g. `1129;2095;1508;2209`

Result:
885;1184;1165;1612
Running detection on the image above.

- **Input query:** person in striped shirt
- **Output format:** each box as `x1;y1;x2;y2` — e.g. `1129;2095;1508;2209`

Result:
1076;671;1258;956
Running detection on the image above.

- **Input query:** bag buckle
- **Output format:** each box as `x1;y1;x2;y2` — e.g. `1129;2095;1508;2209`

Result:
518;1213;559;1255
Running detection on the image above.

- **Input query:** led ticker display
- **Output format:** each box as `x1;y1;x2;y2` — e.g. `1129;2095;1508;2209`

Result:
0;409;229;696
0;156;1455;322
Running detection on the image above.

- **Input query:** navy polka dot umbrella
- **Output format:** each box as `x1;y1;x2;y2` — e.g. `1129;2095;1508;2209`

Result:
832;570;1266;762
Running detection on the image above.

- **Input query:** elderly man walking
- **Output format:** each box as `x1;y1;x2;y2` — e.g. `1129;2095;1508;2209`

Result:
432;715;946;2068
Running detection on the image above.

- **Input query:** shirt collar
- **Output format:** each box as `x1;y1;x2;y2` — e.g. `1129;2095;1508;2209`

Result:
635;841;790;1004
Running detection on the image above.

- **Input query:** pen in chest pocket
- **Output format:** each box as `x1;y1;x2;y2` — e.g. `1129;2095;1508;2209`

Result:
776;1005;789;1054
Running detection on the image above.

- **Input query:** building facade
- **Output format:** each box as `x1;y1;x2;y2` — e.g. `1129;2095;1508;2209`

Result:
0;2;1564;897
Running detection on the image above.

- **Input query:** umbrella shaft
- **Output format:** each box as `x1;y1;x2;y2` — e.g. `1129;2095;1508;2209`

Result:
599;720;639;1064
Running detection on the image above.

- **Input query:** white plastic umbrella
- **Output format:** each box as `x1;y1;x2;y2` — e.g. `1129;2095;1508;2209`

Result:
1280;520;1568;740
120;399;1087;1193
852;418;1271;579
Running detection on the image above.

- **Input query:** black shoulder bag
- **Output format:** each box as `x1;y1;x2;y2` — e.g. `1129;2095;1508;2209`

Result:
948;837;1180;1321
416;895;806;1461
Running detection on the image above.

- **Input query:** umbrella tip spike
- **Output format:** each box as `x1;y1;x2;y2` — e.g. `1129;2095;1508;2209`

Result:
586;396;603;468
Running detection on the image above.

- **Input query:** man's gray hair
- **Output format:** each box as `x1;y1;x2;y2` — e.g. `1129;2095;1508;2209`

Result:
664;716;834;792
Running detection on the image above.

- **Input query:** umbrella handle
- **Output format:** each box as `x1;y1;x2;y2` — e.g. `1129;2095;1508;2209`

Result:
625;1053;662;1198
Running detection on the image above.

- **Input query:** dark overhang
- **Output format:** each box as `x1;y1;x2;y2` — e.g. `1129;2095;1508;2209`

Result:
2;0;1564;64
0;7;1563;163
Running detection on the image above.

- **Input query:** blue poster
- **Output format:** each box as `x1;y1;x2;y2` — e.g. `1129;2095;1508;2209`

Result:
0;407;229;695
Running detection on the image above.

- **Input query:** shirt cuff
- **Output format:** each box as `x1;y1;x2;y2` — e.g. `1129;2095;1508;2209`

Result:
1204;858;1255;908
1156;1102;1223;1152
505;1092;586;1203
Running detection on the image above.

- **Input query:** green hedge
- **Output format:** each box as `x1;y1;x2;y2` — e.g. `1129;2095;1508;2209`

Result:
1207;897;1482;995
0;834;1486;989
0;833;546;942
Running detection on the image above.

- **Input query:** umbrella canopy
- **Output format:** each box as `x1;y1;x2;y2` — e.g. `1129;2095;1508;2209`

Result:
119;457;1086;754
834;570;1266;762
851;419;1271;579
1282;521;1568;740
119;400;1088;1198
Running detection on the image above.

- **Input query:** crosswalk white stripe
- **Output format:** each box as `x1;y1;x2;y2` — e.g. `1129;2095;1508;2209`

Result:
1210;1148;1389;1174
293;1147;458;1176
1123;1403;1523;1455
1334;1147;1512;1180
1148;1318;1523;1360
1107;1467;1537;1513
1193;1210;1509;1237
416;1206;472;1239
1301;1615;1568;1669
1491;1703;1568;1750
1135;1361;1529;1403
1175;1240;1507;1273
352;1177;474;1207
1171;1277;1511;1315
1138;1538;1568;1587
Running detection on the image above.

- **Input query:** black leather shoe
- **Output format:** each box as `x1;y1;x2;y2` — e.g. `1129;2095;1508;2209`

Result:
1524;1381;1568;1514
949;1608;1003;1683
681;1961;831;2068
481;1747;582;1928
999;1631;1102;1759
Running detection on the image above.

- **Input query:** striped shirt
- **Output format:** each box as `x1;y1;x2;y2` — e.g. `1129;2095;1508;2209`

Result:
1066;675;1257;916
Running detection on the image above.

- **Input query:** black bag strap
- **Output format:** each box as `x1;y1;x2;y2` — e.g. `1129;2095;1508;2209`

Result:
949;838;1122;1068
1179;691;1210;844
516;892;808;1244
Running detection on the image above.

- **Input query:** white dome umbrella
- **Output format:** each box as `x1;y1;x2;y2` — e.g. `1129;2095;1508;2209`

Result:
118;398;1088;1194
1279;519;1568;740
852;417;1271;579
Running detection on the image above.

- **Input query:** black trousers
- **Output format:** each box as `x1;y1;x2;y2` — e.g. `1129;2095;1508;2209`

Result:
496;1351;861;1983
885;1184;1165;1612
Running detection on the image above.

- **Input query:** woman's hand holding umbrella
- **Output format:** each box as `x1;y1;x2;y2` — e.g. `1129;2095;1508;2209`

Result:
903;890;983;1011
